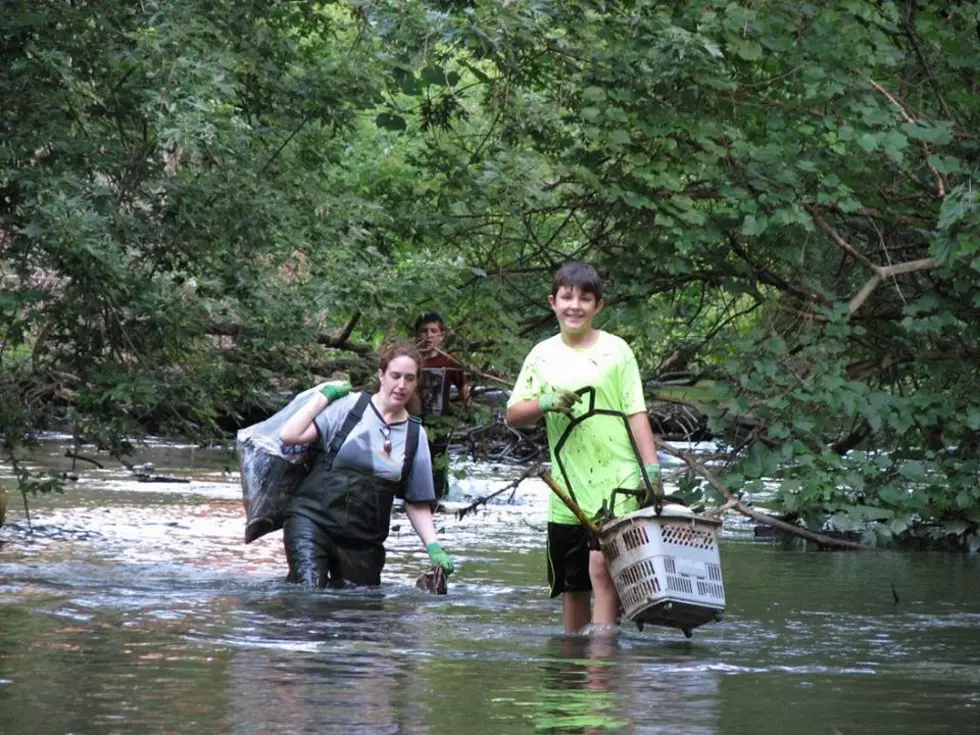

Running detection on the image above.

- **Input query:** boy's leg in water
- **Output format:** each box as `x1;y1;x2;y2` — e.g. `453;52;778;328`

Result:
548;522;594;633
562;590;592;634
588;550;620;629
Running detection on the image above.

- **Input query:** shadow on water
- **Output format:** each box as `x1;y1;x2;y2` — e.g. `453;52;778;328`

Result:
2;438;980;734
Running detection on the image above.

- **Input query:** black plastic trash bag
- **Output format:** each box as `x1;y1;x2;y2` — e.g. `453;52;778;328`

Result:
237;388;319;544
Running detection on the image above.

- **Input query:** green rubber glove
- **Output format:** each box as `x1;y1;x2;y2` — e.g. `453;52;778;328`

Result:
538;389;582;417
319;380;352;402
643;463;663;498
425;542;455;575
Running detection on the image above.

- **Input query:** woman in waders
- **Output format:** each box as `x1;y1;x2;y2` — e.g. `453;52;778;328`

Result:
279;343;455;587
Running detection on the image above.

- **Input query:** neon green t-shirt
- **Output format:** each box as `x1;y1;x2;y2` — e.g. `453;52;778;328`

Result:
508;330;648;524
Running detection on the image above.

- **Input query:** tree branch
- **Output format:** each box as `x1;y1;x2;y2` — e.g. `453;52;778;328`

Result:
848;257;939;317
657;441;869;551
807;206;877;272
867;76;946;196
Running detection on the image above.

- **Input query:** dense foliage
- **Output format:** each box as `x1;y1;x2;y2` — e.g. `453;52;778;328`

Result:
2;1;978;547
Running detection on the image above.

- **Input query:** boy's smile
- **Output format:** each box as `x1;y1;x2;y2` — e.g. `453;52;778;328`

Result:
549;285;603;336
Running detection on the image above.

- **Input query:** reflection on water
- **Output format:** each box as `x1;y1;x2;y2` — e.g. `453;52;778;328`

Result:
2;439;980;734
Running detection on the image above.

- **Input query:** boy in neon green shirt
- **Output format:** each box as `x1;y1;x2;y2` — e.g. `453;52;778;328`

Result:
507;262;660;633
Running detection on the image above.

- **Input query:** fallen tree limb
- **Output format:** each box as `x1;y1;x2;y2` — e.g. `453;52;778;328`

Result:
657;441;868;551
456;463;542;520
848;257;938;317
65;449;104;469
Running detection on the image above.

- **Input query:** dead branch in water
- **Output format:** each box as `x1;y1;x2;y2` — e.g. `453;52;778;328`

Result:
658;441;868;551
456;463;542;520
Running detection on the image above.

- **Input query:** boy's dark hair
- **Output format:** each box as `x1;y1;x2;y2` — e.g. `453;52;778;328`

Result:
414;310;445;334
551;262;603;301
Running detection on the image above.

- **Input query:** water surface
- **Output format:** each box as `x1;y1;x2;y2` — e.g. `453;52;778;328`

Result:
1;440;978;734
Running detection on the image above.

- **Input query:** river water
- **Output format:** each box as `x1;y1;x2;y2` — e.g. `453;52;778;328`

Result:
1;439;978;734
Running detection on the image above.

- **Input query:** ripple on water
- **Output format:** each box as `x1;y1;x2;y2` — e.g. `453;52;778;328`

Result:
4;442;980;735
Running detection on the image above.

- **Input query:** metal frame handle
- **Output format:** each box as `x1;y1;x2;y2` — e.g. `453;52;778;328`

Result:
552;386;663;519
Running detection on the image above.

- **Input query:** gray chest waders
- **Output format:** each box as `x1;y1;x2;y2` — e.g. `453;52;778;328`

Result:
282;393;421;587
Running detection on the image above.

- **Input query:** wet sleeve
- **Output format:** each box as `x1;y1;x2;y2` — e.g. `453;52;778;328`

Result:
507;348;544;407
403;426;437;503
618;342;647;416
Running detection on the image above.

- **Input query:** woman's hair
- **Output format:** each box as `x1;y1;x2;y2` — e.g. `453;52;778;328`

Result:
413;310;445;334
378;341;422;374
551;262;603;301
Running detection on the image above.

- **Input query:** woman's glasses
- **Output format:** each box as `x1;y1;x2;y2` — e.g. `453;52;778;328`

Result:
379;425;392;457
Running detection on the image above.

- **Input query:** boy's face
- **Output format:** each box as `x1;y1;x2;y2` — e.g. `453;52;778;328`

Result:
548;285;603;335
417;322;446;351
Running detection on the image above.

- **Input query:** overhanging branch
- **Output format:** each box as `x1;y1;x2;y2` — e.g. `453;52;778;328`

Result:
658;440;868;551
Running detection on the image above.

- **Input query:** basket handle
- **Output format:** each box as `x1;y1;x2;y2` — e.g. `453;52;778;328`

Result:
552;386;664;518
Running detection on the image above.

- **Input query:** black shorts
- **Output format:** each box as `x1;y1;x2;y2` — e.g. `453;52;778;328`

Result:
546;522;596;598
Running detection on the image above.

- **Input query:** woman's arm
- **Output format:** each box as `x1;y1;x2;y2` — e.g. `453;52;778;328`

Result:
280;392;329;445
404;501;438;546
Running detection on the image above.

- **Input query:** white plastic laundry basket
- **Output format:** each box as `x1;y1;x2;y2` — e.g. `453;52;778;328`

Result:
599;504;725;636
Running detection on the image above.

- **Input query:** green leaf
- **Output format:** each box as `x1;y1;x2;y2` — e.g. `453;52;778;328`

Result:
967;409;980;431
741;214;767;236
420;65;446;86
900;122;954;145
733;40;762;60
856;133;878;152
889;517;909;535
375;113;407;131
927;154;962;175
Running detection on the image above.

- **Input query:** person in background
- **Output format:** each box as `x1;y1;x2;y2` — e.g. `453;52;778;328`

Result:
407;311;473;500
505;262;661;634
279;342;455;587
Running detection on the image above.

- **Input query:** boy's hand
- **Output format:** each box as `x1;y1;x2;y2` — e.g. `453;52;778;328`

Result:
425;542;455;575
319;380;352;402
538;389;582;417
643;463;662;484
642;463;663;498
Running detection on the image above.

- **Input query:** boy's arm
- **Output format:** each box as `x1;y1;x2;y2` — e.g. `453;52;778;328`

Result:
507;348;581;425
507;390;582;426
506;398;544;427
507;350;541;427
618;341;658;467
628;411;659;466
